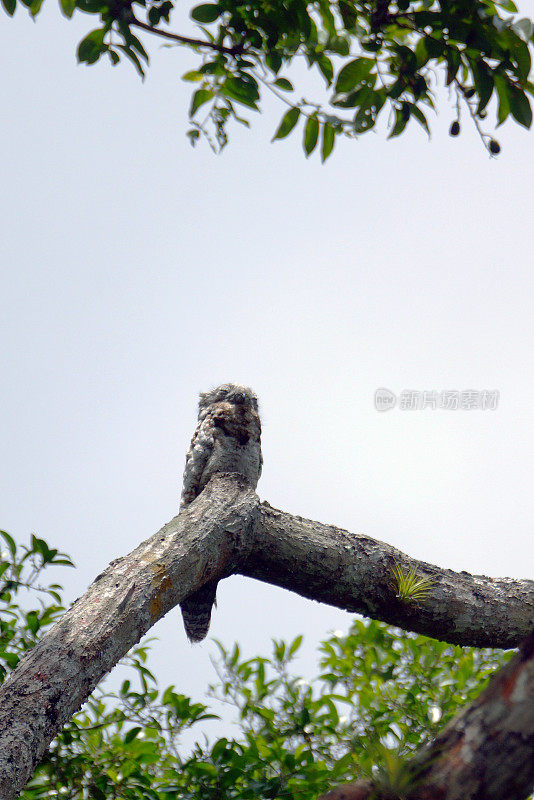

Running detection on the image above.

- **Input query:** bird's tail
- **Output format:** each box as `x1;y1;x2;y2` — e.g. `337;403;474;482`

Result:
180;580;218;643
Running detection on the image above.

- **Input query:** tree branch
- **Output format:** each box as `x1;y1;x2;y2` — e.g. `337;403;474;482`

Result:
130;17;247;56
0;475;532;797
244;502;534;648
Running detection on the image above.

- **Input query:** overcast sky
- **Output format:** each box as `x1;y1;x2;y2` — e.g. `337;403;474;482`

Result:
2;2;534;745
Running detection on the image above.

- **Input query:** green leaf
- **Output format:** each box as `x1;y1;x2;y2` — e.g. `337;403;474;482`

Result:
29;0;44;16
265;51;282;75
187;129;200;146
182;70;203;82
512;38;531;82
191;3;221;22
410;104;430;135
470;59;494;115
388;107;409;138
26;611;39;634
423;35;444;58
328;35;350;56
59;0;75;18
496;0;517;12
494;73;510;125
303;114;319;156
124;726;142;743
221;76;259;108
1;0;16;15
120;27;149;63
415;37;429;68
199;60;226;76
317;54;334;87
4;652;19;669
273;78;293;91
338;0;357;30
508;85;532;128
353;88;386;133
189;88;213;117
318;0;336;35
148;1;173;25
31;535;51;560
272;107;300;140
77;29;107;65
445;47;460;86
51;557;74;566
334;57;374;94
191;762;218;778
0;531;16;557
117;44;145;78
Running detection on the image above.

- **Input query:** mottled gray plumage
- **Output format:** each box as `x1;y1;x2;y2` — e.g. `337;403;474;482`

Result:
179;384;262;642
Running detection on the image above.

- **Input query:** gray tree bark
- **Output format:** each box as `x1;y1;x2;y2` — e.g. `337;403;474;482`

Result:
244;502;533;648
0;473;532;799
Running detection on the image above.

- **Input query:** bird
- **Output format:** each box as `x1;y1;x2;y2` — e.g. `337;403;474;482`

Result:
179;383;262;642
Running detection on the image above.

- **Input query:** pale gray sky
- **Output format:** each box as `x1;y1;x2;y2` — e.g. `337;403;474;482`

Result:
1;1;534;743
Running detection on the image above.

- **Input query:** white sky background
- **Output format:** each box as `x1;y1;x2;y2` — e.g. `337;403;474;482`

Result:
1;0;534;747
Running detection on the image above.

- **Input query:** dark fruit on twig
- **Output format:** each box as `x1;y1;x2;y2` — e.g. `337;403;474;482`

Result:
489;139;501;155
449;121;460;136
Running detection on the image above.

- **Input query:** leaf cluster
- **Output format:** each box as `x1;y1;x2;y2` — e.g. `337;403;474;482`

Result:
21;619;512;800
3;0;534;157
0;530;73;682
390;561;434;602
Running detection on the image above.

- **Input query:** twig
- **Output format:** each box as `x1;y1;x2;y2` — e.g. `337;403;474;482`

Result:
130;16;247;56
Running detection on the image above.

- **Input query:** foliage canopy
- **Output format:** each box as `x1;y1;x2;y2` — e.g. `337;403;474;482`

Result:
3;0;534;157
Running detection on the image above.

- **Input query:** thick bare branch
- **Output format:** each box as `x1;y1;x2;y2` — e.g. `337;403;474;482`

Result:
0;476;532;797
244;502;534;648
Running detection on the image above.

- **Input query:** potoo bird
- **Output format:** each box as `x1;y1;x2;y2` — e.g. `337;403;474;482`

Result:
179;384;262;642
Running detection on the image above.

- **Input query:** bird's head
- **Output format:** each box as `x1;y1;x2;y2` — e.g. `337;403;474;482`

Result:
199;383;259;412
